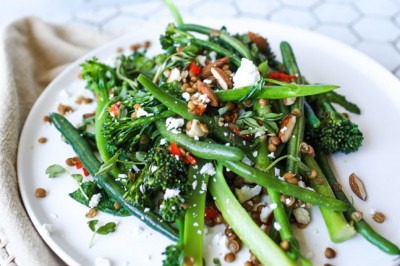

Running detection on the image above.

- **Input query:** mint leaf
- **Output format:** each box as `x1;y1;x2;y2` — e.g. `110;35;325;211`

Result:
96;222;117;235
88;220;98;232
71;174;83;183
45;164;66;178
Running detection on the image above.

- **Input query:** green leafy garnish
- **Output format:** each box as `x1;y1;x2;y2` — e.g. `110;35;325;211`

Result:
45;164;66;178
88;219;117;247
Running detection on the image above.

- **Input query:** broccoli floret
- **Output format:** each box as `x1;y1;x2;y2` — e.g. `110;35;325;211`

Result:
310;101;363;154
162;244;183;266
125;147;190;222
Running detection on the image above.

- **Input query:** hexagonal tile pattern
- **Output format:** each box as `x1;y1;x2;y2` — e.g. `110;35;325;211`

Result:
357;42;400;71
101;15;149;36
353;17;399;42
354;0;399;16
313;2;359;24
191;0;238;18
74;6;119;25
120;2;163;18
281;0;320;8
314;24;359;46
269;8;317;29
234;0;280;17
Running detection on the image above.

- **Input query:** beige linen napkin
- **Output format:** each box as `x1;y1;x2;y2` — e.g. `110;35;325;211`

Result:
0;17;112;266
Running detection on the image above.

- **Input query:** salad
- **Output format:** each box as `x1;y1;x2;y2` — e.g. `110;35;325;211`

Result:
42;1;400;265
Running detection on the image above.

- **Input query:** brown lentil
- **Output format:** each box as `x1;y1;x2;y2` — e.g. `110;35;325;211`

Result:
244;262;253;266
308;169;317;179
143;41;151;49
267;143;277;152
82;112;96;119
228;239;241;253
183;256;194;266
38;137;47;144
332;183;342;191
372;211;385;223
85;208;98;218
222;64;230;70
299;142;315;156
186;87;196;93
114;201;122;210
286;177;299;185
58;104;73;115
291;108;302;117
43;115;52;123
214;213;224;224
225;228;233;235
269;136;281;146
242;202;253;212
314;177;325;185
224;253;236;263
182;83;190;90
227;233;237;241
324;264;333;266
233;177;244;187
66;157;76;166
296;222;308;229
324;247;336;259
351;211;363;221
258;98;267;107
35;188;47;198
130;43;141;51
279;240;290;251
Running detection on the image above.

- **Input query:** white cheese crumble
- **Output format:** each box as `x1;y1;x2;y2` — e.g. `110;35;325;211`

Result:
241;157;253;166
200;163;216;176
136;107;151;118
167;67;181;83
89;193;102;208
260;206;273;223
193;92;210;104
164;188;180;199
192;180;198;190
211;232;229;254
150;165;158;173
166;117;184;134
182;92;191;102
209;51;217;62
144;208;150;213
233;58;260;88
160;138;167;145
234;185;262;203
273;222;282;231
95;257;111;266
132;164;140;173
196;55;207;66
267;152;275;159
298;180;306;188
252;151;258;157
118;174;127;179
203;79;212;84
274;167;280;177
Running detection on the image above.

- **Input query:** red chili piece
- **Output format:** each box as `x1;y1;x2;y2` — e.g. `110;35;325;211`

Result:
267;72;297;83
75;159;89;176
109;102;120;117
204;208;219;220
189;62;201;75
169;143;197;165
228;123;254;140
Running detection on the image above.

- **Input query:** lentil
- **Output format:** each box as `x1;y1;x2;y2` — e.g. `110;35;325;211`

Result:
38;137;47;144
114;201;122;210
35;188;47;198
351;211;363;222
280;240;290;251
85;208;98;218
324;247;336;259
224;253;236;263
372;211;385;223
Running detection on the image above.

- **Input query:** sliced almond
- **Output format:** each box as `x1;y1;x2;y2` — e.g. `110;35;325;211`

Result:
196;80;219;107
201;56;229;78
349;173;367;201
248;31;268;51
283;97;297;106
278;114;296;143
211;67;232;90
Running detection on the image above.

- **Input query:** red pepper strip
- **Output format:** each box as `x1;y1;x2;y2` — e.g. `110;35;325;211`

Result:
75;159;89;176
82;167;90;177
228;123;254;140
189;62;201;75
76;160;83;169
267;72;297;83
204;208;219;220
169;143;197;165
108;102;120;117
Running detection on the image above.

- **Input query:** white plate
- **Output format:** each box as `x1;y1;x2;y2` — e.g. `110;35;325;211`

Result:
17;18;400;266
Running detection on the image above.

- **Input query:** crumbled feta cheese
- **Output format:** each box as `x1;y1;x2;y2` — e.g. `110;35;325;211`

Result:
260;206;273;223
193;222;199;227
150;165;158;173
136;107;150;118
201;181;207;193
200;163;216;176
225;143;231;146
164;188;180;199
118;174;127;179
241;157;253;166
223;132;228;137
252;151;258;157
234;185;262;203
166;117;184;134
274;222;282;231
270;203;277;209
144;208;150;213
192;180;198;190
197;93;210;104
203;79;212;84
42;223;55;235
167;67;181;83
160;138;167;145
196;55;207;66
95;257;111;266
293;207;311;224
182;92;191;102
58;89;70;99
274;167;280;177
132;164;140;173
267;152;275;159
89;193;102;208
209;51;217;62
233;58;260;88
211;232;229;254
194;135;199;141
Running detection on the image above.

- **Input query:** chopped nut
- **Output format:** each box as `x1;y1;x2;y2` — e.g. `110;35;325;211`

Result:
38;137;47;144
314;177;325;185
324;247;336;259
372;211;385;223
196;80;219;107
351;211;363;221
186;120;209;138
201;57;229;78
283;97;297;106
85;208;98;218
280;240;290;251
211;67;232;90
299;142;315;156
210;29;220;38
35;188;47;198
349;173;367;201
278;114;296;143
43;115;52;123
58;104;73;115
248;31;268;51
291;108;302;117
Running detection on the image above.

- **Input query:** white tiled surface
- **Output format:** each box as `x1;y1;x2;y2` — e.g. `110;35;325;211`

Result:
2;0;400;76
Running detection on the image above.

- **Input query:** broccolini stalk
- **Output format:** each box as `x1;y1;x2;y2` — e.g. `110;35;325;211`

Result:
209;163;297;266
183;160;209;265
303;155;356;243
315;149;400;254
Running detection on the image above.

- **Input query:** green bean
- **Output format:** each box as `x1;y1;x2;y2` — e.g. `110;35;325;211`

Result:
178;24;253;60
191;38;241;66
209;163;297;266
137;74;252;152
50;112;179;241
155;119;245;161
164;0;183;26
315;149;400;255
214;84;338;102
222;160;349;211
304;101;320;128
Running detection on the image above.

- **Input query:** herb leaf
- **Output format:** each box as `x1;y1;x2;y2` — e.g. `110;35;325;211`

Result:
71;174;83;183
45;164;66;178
96;222;117;235
88;220;98;232
96;151;121;176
